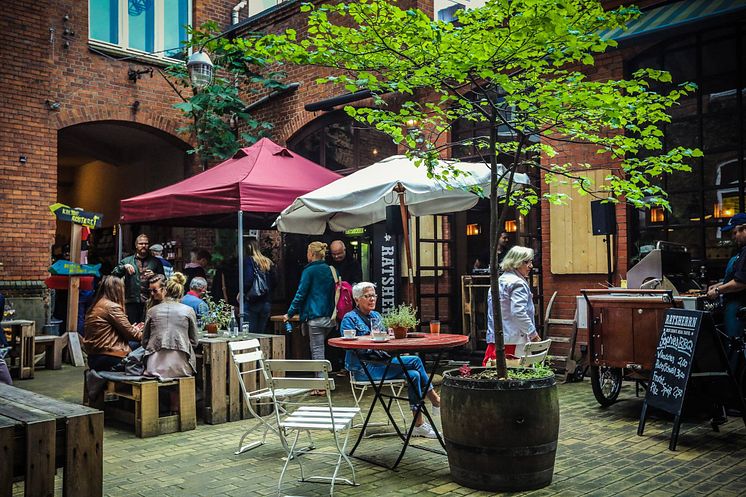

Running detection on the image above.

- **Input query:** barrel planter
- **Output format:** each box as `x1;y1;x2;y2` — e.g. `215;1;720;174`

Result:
441;368;559;492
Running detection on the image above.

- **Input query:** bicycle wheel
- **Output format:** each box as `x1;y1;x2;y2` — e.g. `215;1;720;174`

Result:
590;365;623;407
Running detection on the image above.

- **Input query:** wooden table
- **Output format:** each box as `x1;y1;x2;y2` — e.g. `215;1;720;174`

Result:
196;333;286;424
0;383;103;497
330;333;469;469
1;320;35;379
270;315;308;360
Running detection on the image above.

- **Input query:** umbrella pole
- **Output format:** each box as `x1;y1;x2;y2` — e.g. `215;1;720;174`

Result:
116;224;123;261
394;183;415;305
237;211;244;331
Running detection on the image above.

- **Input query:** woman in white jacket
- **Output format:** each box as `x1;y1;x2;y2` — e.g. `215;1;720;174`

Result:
483;246;540;366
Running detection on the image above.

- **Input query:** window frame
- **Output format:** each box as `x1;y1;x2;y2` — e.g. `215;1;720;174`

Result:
88;0;191;64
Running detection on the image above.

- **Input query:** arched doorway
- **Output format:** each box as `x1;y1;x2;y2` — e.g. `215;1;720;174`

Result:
57;120;193;271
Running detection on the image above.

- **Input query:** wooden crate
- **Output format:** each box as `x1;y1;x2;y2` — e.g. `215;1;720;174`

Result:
34;334;67;370
2;320;35;379
198;334;286;424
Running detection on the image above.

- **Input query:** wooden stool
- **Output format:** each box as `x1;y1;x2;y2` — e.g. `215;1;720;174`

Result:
2;319;35;379
34;334;67;370
102;377;197;438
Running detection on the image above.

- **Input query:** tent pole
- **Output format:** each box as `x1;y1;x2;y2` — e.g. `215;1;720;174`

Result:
116;224;123;261
394;183;415;305
238;211;244;331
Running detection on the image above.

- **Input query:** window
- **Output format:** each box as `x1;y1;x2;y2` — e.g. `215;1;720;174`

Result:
433;0;487;22
89;0;191;61
627;22;745;280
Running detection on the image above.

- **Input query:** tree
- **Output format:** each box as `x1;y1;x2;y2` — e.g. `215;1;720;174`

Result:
257;0;701;377
166;22;287;167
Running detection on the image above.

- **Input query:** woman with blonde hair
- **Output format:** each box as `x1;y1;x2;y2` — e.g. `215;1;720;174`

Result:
142;272;198;380
243;237;275;333
283;241;336;390
483;246;541;366
84;276;144;371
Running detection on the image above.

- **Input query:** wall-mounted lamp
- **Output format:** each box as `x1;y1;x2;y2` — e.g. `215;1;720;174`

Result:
504;220;517;232
466;223;481;236
19;155;27;165
132;100;140;111
128;66;153;83
650;206;665;223
372;148;379;156
187;51;214;89
405;118;419;129
45;99;61;111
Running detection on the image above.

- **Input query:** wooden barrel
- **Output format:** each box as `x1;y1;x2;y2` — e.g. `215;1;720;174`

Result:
441;368;559;491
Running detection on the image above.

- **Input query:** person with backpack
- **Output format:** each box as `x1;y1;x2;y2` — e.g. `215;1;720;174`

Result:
283;241;336;392
243;237;275;333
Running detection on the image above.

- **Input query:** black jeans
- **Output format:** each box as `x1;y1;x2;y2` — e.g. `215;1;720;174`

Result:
88;354;123;372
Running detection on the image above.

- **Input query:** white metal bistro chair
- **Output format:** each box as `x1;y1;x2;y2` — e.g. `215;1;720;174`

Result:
506;339;552;368
264;359;360;497
348;371;408;436
229;339;312;455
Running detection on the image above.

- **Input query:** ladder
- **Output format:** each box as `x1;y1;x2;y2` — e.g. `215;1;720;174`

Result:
542;292;586;381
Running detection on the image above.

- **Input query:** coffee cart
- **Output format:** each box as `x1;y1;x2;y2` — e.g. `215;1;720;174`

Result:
581;289;677;406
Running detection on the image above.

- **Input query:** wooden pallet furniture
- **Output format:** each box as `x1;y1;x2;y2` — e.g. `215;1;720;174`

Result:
197;333;286;424
0;383;103;497
34;334;67;370
99;377;196;438
1;320;35;379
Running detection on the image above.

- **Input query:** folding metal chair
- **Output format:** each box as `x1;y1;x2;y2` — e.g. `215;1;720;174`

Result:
229;339;312;455
264;359;360;497
348;371;407;436
506;339;552;368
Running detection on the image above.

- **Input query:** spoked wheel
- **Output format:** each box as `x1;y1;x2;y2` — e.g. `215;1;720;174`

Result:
590;366;623;407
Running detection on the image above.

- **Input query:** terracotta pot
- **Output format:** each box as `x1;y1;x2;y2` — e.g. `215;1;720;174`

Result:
392;326;408;339
205;323;218;334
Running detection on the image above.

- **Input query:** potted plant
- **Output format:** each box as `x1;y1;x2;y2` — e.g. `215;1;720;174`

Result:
201;292;234;334
382;304;419;339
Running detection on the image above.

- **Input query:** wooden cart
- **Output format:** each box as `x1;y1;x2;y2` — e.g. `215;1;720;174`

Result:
581;289;678;406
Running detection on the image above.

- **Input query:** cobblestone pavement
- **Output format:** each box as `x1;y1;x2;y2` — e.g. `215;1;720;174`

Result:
12;366;746;497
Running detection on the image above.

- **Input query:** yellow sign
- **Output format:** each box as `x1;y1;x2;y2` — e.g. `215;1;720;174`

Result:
49;203;103;228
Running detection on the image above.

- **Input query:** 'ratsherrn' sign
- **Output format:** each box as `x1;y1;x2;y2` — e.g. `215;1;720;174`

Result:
49;203;103;228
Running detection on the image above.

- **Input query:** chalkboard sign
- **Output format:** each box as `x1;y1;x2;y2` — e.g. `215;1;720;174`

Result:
638;309;743;450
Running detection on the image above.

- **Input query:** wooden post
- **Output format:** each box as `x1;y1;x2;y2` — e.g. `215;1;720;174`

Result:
66;224;85;367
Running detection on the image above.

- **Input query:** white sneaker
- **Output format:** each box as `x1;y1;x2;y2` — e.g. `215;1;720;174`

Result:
412;422;437;439
431;406;441;417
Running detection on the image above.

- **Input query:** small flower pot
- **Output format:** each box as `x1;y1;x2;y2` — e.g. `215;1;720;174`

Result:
205;323;218;334
392;326;408;339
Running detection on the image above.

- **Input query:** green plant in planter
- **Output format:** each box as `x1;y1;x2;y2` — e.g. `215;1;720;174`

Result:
460;363;554;380
382;304;419;330
202;292;234;330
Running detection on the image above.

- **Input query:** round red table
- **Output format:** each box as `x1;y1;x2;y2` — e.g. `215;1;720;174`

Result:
329;332;469;469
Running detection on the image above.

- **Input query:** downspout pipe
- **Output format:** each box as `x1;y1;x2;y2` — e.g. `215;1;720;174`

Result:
232;1;247;25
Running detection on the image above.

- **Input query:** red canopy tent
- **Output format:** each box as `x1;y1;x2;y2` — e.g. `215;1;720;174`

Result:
119;137;342;228
118;137;342;324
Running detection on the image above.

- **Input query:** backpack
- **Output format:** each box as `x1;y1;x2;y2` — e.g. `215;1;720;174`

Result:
247;261;270;299
330;266;354;321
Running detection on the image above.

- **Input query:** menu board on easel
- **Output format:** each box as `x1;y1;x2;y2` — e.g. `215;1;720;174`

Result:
637;308;745;450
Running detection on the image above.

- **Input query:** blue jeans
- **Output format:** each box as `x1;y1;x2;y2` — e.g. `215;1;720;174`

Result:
352;355;431;410
245;300;271;334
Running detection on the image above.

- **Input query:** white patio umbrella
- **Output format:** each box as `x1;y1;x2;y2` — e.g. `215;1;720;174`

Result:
275;154;530;301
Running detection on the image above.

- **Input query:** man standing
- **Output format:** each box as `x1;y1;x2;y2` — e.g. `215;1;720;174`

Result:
184;249;211;290
329;240;362;285
112;234;164;324
707;212;746;349
149;244;174;278
182;277;209;319
474;232;511;272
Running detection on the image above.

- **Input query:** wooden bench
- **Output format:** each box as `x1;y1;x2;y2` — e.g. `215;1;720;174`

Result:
34;334;67;370
0;383;103;497
92;376;197;438
1;320;35;380
197;333;285;424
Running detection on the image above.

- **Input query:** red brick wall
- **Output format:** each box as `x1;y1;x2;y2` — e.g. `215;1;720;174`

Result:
0;0;236;282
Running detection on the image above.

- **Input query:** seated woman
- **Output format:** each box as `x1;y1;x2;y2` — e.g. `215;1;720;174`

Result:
142;272;198;380
339;282;441;438
83;276;144;372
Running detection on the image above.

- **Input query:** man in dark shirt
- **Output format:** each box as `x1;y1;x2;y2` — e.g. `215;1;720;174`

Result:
329;240;362;285
111;234;164;324
707;213;746;328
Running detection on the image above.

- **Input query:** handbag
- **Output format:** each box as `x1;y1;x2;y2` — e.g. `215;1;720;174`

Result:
247;260;270;298
122;346;146;376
